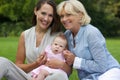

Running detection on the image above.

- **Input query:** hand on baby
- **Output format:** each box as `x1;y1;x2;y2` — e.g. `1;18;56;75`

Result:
63;50;75;66
36;52;47;66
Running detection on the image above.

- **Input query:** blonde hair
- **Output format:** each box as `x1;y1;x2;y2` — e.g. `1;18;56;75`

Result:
57;0;91;25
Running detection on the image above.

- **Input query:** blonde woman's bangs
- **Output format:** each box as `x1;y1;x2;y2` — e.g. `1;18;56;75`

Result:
57;1;78;16
57;1;64;15
64;3;78;15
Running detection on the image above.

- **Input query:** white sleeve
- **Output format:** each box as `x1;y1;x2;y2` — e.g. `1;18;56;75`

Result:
73;57;82;69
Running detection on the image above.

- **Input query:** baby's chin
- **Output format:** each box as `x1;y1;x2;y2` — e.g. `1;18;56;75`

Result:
53;50;61;54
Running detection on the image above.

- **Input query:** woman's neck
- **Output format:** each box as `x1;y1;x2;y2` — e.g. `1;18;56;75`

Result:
35;26;47;34
35;26;47;47
72;26;80;37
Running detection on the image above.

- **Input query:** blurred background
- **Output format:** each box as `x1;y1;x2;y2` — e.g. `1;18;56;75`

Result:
0;0;120;80
0;0;120;37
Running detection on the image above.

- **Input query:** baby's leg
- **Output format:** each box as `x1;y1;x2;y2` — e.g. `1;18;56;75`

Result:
36;69;49;80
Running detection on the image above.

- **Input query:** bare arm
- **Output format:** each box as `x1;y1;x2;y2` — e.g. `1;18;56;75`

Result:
60;60;72;75
15;32;47;73
45;58;72;75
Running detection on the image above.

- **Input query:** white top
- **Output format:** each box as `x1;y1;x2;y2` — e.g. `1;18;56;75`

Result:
24;27;58;63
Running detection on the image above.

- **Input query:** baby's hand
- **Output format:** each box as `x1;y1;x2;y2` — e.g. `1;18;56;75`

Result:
36;52;47;66
63;50;75;66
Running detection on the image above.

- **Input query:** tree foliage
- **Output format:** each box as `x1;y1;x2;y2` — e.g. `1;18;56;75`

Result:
0;0;120;37
0;0;37;36
80;0;120;37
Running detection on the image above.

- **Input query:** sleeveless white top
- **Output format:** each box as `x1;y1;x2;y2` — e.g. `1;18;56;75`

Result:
24;27;58;63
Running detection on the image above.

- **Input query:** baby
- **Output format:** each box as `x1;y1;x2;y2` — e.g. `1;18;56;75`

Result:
30;33;68;80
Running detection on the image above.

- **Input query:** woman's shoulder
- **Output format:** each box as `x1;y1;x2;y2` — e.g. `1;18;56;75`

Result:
23;26;35;40
85;24;98;31
19;26;35;38
85;24;105;41
84;24;101;35
24;26;35;34
64;30;71;36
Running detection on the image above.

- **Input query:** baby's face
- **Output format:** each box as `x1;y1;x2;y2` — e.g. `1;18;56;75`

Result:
51;37;67;54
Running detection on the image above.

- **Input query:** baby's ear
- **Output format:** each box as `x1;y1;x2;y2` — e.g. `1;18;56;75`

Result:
65;45;68;49
63;48;66;51
64;48;67;50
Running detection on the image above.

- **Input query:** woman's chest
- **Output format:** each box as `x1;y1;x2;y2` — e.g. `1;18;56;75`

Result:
68;38;92;60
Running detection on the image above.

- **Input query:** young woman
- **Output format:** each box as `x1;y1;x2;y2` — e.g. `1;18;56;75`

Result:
0;0;71;80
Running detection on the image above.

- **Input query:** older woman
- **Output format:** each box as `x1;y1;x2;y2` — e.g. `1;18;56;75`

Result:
57;0;120;80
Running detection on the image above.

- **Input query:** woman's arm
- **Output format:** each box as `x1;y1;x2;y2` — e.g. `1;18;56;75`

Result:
15;32;47;73
61;61;72;75
45;58;72;75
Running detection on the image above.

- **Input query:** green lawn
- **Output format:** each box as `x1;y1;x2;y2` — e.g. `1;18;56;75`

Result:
106;38;120;63
0;37;120;80
0;37;18;62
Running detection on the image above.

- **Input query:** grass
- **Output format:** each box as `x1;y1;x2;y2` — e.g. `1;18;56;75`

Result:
0;37;120;80
106;38;120;63
0;37;18;62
